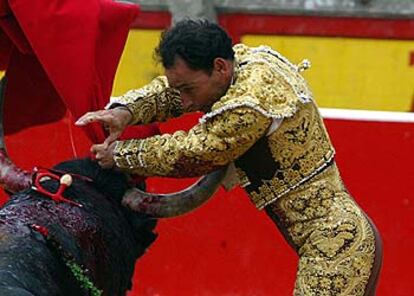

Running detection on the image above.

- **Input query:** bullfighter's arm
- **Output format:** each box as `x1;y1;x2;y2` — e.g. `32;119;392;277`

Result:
107;76;183;125
112;107;272;177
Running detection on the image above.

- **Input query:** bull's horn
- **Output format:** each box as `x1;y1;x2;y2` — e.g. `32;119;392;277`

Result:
122;166;228;218
0;77;32;193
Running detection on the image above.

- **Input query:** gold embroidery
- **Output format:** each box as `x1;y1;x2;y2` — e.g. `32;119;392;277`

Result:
235;167;250;187
237;101;335;209
108;76;183;125
200;44;313;124
267;164;376;296
113;107;271;177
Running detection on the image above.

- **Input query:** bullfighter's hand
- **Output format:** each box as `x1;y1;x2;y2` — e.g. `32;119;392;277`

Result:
91;142;116;169
75;107;132;145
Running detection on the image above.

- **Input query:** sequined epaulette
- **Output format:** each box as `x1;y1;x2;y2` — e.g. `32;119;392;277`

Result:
200;44;313;124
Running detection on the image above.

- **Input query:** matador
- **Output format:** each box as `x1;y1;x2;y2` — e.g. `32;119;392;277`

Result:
77;19;382;295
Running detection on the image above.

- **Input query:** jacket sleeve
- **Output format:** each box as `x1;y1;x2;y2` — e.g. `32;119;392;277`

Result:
112;107;272;177
107;76;183;125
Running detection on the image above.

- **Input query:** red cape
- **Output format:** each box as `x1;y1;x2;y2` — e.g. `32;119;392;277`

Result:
0;0;159;142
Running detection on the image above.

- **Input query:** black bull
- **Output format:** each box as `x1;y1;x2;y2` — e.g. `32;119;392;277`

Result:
0;159;157;296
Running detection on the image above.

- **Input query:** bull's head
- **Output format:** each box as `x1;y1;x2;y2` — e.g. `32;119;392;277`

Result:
0;77;227;217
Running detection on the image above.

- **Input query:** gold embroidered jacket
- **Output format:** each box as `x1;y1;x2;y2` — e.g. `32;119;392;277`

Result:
109;44;335;209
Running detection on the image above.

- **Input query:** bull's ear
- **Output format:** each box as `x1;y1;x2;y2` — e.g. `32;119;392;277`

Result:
122;166;229;218
0;77;33;193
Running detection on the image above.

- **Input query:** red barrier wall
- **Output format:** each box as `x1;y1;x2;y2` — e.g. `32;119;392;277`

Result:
133;11;414;41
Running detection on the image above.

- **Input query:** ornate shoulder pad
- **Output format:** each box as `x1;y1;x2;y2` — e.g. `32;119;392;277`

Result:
200;44;313;124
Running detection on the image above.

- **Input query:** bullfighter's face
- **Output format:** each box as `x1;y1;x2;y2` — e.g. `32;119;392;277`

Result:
165;56;234;113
